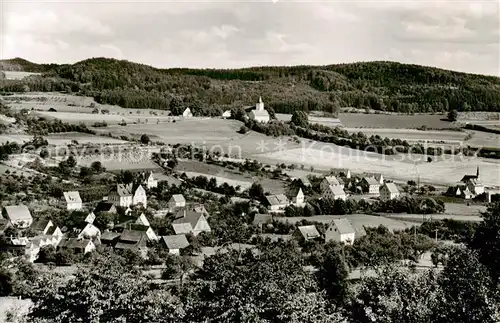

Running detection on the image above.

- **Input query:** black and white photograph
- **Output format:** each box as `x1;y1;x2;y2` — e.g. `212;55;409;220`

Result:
0;0;499;321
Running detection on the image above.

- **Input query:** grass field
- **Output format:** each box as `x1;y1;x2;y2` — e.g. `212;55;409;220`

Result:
2;71;40;79
338;113;452;129
255;140;500;187
0;133;127;145
275;213;415;232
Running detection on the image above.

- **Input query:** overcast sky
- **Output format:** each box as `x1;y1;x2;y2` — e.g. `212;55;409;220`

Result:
1;0;499;75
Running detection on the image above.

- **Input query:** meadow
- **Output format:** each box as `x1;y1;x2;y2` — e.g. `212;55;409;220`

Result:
0;133;127;145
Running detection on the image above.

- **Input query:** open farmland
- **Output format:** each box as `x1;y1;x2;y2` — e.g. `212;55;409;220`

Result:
255;139;500;187
338;113;452;129
275;214;415;232
1;71;40;79
0;133;127;145
276;113;343;127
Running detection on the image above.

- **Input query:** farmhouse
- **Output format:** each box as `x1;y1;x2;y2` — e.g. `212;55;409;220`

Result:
99;231;121;247
78;223;101;239
379;182;401;201
63;191;82;210
361;177;380;195
93;201;117;214
2;205;33;228
142;171;158;189
161;234;189;255
320;176;343;193
325;219;356;245
286;187;305;207
294;225;321;242
265;194;289;211
466;179;485;196
30;219;54;235
182;108;193;118
461;166;480;183
114;229;149;256
248;97;270;123
108;184;133;207
172;210;211;236
169;194;186;209
323;185;347;201
59;238;95;254
132;185;147;208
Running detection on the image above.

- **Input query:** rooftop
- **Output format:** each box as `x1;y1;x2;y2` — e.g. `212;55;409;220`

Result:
162;234;189;250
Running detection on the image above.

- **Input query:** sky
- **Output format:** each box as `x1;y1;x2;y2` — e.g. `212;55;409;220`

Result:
1;0;499;75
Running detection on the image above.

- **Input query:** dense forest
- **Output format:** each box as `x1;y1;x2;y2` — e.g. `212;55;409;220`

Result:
1;57;500;115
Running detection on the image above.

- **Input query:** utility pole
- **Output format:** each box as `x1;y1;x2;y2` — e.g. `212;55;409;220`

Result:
434;229;439;243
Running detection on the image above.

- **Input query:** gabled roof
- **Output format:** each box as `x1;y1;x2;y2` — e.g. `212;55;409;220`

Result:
94;201;116;213
80;223;100;237
135;213;150;227
63;191;82;203
100;231;121;241
250;109;269;117
192;205;208;215
172;211;204;229
162;234;189;250
461;174;478;183
46;225;61;236
170;194;186;204
286;187;303;199
114;184;133;197
467;179;483;186
59;238;92;249
30;219;52;233
328;185;346;196
324;176;341;186
3;205;32;223
331;219;355;235
383;182;399;194
253;214;273;226
119;229;147;243
362;177;380;186
265;194;289;206
297;225;320;239
300;177;311;186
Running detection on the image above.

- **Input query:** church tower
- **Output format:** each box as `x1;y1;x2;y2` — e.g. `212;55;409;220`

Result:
256;96;264;111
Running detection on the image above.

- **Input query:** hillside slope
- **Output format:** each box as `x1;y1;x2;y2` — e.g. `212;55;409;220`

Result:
1;57;499;115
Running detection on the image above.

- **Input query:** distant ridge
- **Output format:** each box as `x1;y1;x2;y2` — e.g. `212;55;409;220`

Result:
1;57;499;113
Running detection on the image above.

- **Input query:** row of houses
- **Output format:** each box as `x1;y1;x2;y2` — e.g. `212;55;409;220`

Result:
320;174;400;202
254;214;360;245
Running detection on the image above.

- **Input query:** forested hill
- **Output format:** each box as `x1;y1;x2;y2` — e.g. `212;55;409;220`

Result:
1;57;499;115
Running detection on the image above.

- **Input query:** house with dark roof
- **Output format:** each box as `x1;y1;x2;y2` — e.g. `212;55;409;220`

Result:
294;225;321;242
108;184;133;207
361;177;380;195
461;166;480;183
93;201;117;214
172;210;210;236
2;205;33;228
99;231;121;246
161;234;189;255
253;214;273;227
286;187;305;207
63;191;82;210
320;176;343;193
114;229;149;256
58;238;95;254
142;171;158;189
30;219;54;235
380;182;401;201
325;219;356;245
265;194;289;212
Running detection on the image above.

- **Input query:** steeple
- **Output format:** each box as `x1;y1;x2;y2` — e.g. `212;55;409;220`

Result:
259;96;263;104
256;96;264;111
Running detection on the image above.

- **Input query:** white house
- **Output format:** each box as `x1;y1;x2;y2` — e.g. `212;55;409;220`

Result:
456;186;473;199
108;184;133;207
182;108;193;118
63;191;82;210
374;174;384;184
222;110;231;119
466;179;485;196
248;97;270;123
320;176;343;193
143;171;158;189
265;194;289;212
325;219;356;245
2;205;33;228
161;234;190;255
172;210;211;236
169;194;186;209
361;177;380;195
78;223;101;239
379;182;401;201
133;185;147;208
323;185;347;201
85;212;96;224
286;188;305;207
